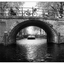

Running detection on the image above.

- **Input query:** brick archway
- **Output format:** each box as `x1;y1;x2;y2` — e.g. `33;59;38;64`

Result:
9;19;58;44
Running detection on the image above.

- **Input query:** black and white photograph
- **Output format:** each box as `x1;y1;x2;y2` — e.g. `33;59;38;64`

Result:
0;1;64;62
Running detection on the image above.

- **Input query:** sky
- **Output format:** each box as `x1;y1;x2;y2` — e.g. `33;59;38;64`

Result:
23;2;37;7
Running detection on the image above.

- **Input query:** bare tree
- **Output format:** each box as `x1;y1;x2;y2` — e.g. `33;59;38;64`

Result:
0;2;25;16
36;2;62;19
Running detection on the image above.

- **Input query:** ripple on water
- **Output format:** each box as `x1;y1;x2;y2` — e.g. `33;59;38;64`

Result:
16;38;47;61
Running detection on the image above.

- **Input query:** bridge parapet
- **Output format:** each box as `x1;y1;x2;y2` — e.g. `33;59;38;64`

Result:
0;7;58;19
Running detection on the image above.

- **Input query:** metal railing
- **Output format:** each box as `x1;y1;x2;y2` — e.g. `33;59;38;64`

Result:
0;7;56;19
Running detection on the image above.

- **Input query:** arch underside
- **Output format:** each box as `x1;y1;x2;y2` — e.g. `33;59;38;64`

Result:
9;19;58;44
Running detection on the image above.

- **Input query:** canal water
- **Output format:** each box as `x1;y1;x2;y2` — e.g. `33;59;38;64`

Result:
16;38;64;62
0;38;64;62
16;39;47;62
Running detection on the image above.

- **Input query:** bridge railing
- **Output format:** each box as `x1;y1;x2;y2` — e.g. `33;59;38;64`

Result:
0;7;56;19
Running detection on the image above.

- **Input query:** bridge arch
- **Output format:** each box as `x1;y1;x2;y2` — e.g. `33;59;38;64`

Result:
9;19;58;44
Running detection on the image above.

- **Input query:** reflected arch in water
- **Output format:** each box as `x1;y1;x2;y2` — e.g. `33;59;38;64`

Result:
9;19;58;44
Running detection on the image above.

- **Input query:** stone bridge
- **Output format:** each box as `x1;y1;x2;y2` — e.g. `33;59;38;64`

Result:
5;18;58;44
1;17;64;45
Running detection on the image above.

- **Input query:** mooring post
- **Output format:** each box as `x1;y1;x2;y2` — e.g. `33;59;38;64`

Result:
3;31;8;45
58;33;60;44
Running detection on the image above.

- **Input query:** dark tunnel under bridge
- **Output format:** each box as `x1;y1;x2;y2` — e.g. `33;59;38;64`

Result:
9;19;58;44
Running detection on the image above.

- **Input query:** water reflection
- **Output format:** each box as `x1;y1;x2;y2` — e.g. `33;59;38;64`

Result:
16;38;47;62
16;39;64;62
1;39;64;62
